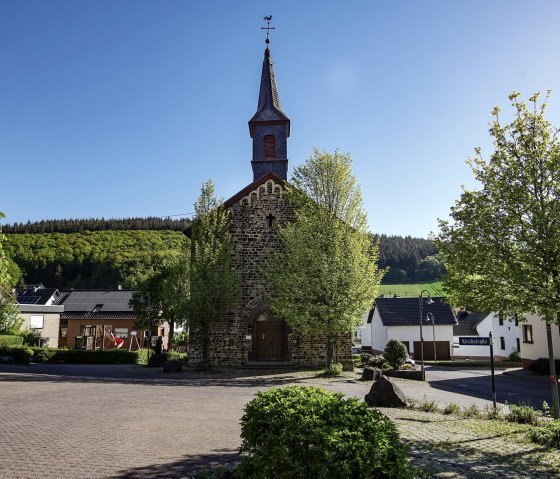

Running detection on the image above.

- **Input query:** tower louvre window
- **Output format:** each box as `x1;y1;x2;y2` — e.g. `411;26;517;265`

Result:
264;135;276;159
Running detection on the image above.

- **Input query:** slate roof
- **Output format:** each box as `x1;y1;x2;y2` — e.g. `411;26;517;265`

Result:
373;297;457;327
249;48;290;127
58;290;136;319
453;312;488;336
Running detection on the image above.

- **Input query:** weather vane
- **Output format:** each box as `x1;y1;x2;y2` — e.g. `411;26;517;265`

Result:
262;15;274;46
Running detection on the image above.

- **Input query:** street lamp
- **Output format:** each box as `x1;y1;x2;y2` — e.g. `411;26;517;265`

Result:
139;292;151;365
426;312;436;364
419;290;434;381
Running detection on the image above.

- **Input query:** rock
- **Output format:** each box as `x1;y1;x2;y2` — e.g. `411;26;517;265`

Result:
361;366;383;381
364;376;407;408
163;360;183;373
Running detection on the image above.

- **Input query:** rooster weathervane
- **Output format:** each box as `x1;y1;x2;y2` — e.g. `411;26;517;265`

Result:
262;15;275;45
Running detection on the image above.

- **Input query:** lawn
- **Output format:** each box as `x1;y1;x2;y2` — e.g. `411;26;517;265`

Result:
378;282;445;298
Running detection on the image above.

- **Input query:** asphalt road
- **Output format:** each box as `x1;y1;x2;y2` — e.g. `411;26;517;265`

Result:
425;366;555;408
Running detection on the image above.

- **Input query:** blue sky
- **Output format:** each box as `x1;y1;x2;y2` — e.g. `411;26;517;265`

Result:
1;0;560;237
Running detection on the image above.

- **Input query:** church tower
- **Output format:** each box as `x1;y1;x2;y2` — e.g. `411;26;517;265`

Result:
248;46;290;181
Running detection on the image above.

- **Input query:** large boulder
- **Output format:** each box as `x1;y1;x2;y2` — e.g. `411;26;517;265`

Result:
361;367;383;381
364;376;407;408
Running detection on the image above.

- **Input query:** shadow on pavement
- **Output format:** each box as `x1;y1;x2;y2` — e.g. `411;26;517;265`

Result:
114;450;241;478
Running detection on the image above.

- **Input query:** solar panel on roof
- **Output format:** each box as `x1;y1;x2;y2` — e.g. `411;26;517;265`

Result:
16;295;41;305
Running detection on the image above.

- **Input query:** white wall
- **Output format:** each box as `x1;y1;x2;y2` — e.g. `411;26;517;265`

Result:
356;311;371;348
520;314;560;363
371;309;388;353
18;306;63;348
387;325;454;357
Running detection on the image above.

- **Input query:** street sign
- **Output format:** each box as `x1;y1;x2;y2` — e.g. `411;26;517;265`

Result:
459;337;490;346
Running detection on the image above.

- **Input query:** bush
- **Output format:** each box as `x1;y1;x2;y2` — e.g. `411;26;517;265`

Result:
528;358;560;375
462;404;480;418
147;352;168;368
0;335;24;347
31;347;56;363
529;420;560;449
506;402;541;425
237;386;412;479
0;345;33;365
20;329;42;346
508;349;521;362
443;403;460;415
418;397;438;413
319;362;343;377
167;351;187;364
384;339;408;370
51;349;139;364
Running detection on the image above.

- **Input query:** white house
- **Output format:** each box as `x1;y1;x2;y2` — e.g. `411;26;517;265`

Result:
16;284;64;348
453;312;520;360
359;297;457;360
518;314;560;369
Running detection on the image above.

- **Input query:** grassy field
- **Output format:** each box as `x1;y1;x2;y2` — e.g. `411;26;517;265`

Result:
378;282;445;298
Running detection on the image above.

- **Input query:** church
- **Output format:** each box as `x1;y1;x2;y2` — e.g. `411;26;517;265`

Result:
187;39;353;370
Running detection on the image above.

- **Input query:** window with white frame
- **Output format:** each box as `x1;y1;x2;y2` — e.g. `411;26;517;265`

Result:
30;315;44;329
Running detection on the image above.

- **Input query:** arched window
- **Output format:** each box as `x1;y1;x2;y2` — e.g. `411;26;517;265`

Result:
264;135;276;160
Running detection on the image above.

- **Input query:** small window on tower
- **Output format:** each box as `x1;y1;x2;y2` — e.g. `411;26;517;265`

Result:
264;135;276;160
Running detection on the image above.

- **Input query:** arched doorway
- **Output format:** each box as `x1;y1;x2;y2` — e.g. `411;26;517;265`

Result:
255;309;285;361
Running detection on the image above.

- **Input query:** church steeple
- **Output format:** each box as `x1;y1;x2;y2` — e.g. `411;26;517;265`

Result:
249;41;290;181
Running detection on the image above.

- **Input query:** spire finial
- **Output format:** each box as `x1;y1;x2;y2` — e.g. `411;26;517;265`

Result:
262;15;274;46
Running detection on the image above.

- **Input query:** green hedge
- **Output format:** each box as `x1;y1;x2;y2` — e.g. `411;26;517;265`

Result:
0;335;24;347
0;345;33;364
237;386;412;479
51;349;140;364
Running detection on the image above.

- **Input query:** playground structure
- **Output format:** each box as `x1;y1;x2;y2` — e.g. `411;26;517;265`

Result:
74;324;142;351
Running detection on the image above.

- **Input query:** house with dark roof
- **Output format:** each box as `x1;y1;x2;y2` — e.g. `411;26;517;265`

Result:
15;284;64;347
453;312;520;360
57;290;168;351
360;297;457;360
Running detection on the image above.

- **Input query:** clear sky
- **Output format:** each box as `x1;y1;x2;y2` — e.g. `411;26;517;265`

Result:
1;0;560;237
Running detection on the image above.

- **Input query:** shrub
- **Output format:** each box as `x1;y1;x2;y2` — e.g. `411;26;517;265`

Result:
167;351;187;363
418;397;438;413
147;352;168;368
443;403;460;415
484;404;502;420
506;402;541;425
51;349;139;364
237;386;412;479
0;345;33;364
528;358;560;375
529;420;560;449
384;339;408;370
20;329;42;346
508;349;521;362
31;347;56;363
319;362;343;377
0;335;24;347
462;404;480;418
360;353;373;366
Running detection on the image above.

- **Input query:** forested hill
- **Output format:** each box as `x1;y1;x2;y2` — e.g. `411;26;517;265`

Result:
3;216;191;234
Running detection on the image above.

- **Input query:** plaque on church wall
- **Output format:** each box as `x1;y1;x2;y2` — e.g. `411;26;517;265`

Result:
245;335;252;340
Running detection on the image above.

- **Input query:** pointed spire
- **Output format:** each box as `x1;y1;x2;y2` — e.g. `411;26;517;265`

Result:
249;48;289;124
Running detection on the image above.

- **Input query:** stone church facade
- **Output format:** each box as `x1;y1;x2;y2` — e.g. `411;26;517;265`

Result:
187;45;353;369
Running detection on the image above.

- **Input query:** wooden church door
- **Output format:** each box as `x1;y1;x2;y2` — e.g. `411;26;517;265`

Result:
256;318;284;361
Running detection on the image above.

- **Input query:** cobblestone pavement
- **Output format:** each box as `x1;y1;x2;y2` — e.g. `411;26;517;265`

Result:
0;364;558;478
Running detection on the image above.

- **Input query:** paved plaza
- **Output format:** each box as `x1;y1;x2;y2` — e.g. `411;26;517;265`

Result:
0;364;557;478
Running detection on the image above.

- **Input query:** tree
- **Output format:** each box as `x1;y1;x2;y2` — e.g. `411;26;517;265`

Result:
188;181;238;369
268;149;384;366
0;211;21;335
436;92;560;417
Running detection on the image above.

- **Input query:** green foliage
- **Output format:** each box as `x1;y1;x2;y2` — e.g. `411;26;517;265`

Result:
31;347;56;363
436;92;560;323
169;330;189;351
378;282;444;298
0;345;33;364
418;398;438;413
268;150;383;366
318;362;343;377
51;349;139;364
443;403;460;415
359;353;387;368
136;348;150;365
462;404;481;418
508;349;521;362
383;339;409;369
20;329;42;346
188;180;238;369
237;386;412;479
3;230;188;289
0;335;24;346
529;420;560;449
147;352;168;368
507;402;541;425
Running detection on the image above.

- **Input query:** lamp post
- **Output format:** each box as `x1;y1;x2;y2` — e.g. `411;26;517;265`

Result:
140;292;151;365
426;312;436;364
419;290;433;381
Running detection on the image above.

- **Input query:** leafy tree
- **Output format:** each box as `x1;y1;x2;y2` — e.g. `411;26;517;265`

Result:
188;180;238;369
0;211;20;334
436;92;560;417
415;255;446;282
268;149;384;366
383;339;408;370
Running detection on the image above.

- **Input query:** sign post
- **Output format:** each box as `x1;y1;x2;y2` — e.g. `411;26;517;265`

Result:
458;334;497;410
